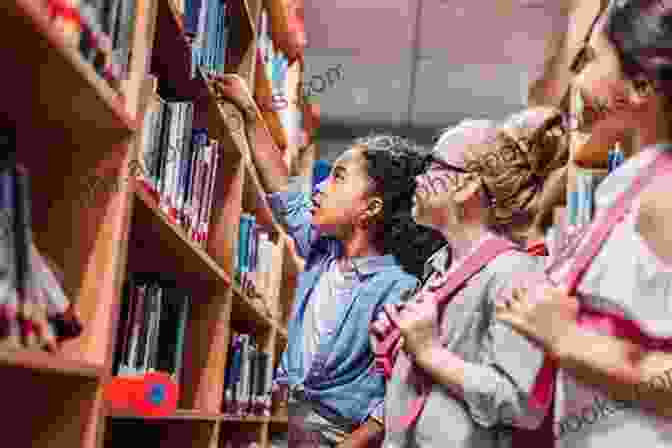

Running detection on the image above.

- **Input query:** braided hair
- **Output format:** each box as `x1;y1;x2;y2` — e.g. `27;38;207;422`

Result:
353;133;447;278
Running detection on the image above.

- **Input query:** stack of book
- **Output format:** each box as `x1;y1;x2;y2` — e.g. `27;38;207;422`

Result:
222;332;274;417
112;273;191;381
47;0;138;87
0;130;82;352
235;213;276;314
222;436;260;448
181;0;231;77
138;91;220;247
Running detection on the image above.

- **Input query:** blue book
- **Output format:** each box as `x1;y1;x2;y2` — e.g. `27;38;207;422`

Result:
238;214;252;277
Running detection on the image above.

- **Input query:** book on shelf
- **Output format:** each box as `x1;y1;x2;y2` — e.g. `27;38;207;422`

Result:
178;0;231;78
222;435;261;448
222;331;274;417
234;213;277;314
113;273;191;381
46;0;138;88
137;90;221;247
0;130;82;352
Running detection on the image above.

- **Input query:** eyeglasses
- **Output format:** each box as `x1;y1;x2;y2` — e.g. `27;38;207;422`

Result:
421;156;497;206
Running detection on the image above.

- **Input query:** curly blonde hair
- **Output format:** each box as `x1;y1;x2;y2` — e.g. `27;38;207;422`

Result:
462;107;570;241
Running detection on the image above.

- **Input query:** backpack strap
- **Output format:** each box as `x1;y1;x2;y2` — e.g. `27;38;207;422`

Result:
530;150;672;410
388;236;518;429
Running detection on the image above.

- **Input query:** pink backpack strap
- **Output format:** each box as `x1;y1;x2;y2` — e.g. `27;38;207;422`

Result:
374;237;515;378
530;150;672;410
387;236;518;429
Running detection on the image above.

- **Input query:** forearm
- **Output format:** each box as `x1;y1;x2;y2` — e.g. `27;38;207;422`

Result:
554;322;672;416
246;118;289;193
415;343;465;395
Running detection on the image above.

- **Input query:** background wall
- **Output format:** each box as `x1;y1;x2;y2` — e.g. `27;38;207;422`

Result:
301;0;579;161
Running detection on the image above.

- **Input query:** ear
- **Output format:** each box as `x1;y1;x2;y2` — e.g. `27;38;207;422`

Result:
628;75;657;107
453;175;481;205
362;196;384;223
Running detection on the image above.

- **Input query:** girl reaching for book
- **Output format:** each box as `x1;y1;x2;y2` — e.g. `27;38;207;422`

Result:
369;109;567;448
496;1;672;445
215;71;445;448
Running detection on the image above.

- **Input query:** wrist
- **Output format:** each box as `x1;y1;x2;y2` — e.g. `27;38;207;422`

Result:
413;340;444;369
549;320;581;363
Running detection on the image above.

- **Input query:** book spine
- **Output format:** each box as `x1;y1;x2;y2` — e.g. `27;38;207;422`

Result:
125;283;146;374
173;294;190;382
201;140;219;247
198;140;213;244
0;165;20;349
150;285;163;371
230;335;243;413
189;140;204;241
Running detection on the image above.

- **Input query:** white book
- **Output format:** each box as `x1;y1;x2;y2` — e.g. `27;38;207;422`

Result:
202;140;219;247
237;334;251;414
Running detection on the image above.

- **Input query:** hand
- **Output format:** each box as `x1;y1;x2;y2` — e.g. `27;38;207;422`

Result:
211;74;258;123
495;283;580;356
384;296;440;360
336;418;384;448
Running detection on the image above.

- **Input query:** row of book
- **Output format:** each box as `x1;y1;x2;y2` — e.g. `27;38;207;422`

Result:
47;0;137;87
545;144;626;258
0;135;82;351
258;7;289;108
138;91;221;247
257;6;305;148
181;0;232;77
112;273;191;380
222;332;274;416
235;214;278;316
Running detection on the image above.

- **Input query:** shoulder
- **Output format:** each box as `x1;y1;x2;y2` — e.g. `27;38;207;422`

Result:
488;250;545;278
486;250;547;303
636;178;672;268
370;269;419;305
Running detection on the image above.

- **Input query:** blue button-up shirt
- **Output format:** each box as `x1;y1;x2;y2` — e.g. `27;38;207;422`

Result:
269;177;418;425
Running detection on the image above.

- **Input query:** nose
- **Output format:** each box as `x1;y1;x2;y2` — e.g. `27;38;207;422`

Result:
415;175;428;194
312;191;323;208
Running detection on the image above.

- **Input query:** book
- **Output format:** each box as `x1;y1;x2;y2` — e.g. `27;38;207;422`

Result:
114;274;191;380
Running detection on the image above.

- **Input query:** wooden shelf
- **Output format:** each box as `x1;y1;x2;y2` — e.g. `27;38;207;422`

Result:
108;409;286;424
108;409;222;421
130;181;232;293
231;283;275;334
0;0;136;144
0;349;105;379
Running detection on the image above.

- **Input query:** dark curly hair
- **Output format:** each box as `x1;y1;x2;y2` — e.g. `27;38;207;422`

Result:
352;133;447;278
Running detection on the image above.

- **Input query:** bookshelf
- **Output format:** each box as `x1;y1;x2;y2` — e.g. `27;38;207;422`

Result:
0;0;308;446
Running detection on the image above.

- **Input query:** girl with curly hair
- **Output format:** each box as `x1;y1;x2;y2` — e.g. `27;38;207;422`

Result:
215;77;446;448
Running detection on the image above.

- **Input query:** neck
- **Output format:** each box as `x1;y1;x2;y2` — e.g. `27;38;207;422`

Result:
439;222;489;261
340;227;382;260
635;110;672;150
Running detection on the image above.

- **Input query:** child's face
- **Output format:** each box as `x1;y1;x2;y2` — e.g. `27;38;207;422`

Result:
311;146;378;237
413;155;473;230
572;15;636;139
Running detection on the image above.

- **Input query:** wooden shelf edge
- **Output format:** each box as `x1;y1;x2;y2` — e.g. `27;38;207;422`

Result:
107;409;284;423
231;283;276;329
0;349;105;379
133;181;232;287
6;0;137;133
107;409;222;421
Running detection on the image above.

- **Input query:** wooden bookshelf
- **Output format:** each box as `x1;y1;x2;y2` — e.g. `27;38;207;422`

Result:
2;0;304;446
0;0;137;166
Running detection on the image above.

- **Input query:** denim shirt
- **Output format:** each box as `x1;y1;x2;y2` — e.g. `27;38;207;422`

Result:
268;177;419;425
